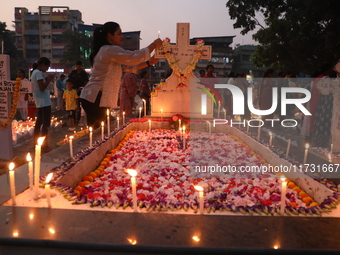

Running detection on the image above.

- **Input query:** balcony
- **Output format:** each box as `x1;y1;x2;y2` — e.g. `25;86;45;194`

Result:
26;44;40;50
24;30;39;35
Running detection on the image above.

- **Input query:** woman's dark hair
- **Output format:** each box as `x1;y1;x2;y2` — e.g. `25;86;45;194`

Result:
89;22;120;66
140;70;147;78
37;57;51;67
18;69;25;76
263;68;274;78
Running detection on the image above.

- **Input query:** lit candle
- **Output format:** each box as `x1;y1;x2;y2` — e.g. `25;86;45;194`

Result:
9;162;16;205
160;109;163;120
179;127;182;139
89;127;93;148
148;119;151;132
206;120;211;135
178;119;181;131
127;169;138;212
123;111;125;125
330;143;333;155
142;99;146;117
26;153;33;190
45;173;53;208
269;132;273;147
183;126;186;149
303;143;309;165
139;107;142;119
107;109;110;136
101;121;104;140
34;137;45;200
117;116;120;128
285;139;291;159
257;125;261;141
280;177;287;216
69;136;74;158
194;185;204;214
328;153;332;163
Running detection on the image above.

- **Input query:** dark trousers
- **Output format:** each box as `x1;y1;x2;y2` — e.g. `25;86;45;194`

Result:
34;105;51;149
80;93;106;129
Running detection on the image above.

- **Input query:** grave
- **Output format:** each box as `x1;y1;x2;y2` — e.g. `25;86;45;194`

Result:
152;23;214;118
0;55;32;160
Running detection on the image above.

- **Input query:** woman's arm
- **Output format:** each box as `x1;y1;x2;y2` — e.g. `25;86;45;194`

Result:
37;74;54;92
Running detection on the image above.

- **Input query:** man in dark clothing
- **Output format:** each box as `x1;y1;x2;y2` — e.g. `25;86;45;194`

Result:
68;61;89;125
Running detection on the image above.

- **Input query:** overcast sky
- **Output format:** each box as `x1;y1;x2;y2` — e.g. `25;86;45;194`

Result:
2;0;258;48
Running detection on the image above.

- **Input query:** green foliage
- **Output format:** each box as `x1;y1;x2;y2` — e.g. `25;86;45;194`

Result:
226;0;340;74
60;30;92;69
0;22;26;79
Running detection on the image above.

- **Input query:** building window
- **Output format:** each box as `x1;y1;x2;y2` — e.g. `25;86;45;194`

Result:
52;49;65;58
52;21;67;30
242;54;250;61
52;35;66;44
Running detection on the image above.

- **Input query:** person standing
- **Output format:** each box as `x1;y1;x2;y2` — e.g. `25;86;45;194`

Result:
139;71;151;116
31;57;54;151
119;73;138;118
62;79;79;131
56;74;66;110
69;61;89;125
80;21;162;129
17;69;29;120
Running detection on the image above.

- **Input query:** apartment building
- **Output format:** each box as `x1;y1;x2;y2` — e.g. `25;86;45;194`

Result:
14;6;83;73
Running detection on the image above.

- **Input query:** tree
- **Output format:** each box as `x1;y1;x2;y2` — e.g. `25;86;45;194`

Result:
60;30;92;69
0;22;26;79
226;0;340;74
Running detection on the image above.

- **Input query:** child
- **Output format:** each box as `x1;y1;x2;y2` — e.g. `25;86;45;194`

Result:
62;79;79;131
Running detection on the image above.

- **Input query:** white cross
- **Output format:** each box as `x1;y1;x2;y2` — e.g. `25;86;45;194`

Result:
155;23;211;71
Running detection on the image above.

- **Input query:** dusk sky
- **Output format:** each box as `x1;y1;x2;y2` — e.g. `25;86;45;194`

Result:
2;0;258;48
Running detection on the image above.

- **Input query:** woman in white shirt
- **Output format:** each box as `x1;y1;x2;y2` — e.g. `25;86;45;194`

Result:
80;21;162;128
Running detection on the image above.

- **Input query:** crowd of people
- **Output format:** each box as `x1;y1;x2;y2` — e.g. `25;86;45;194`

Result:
16;21;162;151
16;21;339;152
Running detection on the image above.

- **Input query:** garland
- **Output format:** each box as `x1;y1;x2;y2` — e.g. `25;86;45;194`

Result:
0;78;21;127
162;38;205;88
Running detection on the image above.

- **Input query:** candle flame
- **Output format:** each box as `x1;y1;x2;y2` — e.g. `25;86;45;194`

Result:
49;228;55;234
281;176;286;182
142;99;146;103
26;152;32;161
46;172;53;184
69;136;74;140
123;112;125;116
269;132;272;136
89;127;93;132
29;214;34;220
13;232;19;237
107;109;109;115
9;162;15;171
127;169;137;177
148;119;151;123
127;238;137;245
192;236;200;242
194;185;204;192
37;136;45;146
101;121;104;127
305;143;310;149
273;245;279;249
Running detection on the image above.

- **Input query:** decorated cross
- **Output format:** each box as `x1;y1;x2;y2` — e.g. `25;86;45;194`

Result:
155;23;212;88
0;54;33;159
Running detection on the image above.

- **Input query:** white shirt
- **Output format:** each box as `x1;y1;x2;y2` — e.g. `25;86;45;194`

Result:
80;45;150;108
